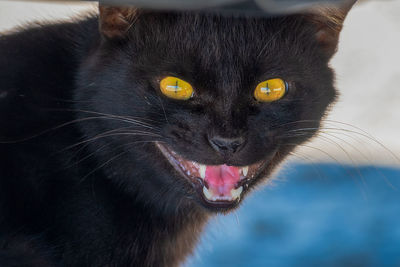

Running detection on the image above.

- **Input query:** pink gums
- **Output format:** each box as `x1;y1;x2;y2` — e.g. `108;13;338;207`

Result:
205;165;240;196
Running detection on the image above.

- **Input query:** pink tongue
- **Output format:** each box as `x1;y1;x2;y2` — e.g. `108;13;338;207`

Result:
205;165;240;196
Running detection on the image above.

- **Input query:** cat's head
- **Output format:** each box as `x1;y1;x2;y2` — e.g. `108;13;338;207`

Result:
76;3;354;213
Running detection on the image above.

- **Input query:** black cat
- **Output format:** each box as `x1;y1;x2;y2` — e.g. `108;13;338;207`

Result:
0;3;354;266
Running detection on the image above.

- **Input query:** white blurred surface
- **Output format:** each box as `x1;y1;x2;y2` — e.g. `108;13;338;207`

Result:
309;1;400;165
0;1;399;165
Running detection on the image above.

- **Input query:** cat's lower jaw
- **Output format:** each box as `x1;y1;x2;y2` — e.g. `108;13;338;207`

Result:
156;142;271;211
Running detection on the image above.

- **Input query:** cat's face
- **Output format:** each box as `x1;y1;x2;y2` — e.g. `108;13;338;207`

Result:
77;5;352;212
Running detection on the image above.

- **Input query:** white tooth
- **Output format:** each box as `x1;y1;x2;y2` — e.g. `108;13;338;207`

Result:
192;162;199;168
203;186;213;200
242;166;249;176
230;186;243;200
199;164;206;179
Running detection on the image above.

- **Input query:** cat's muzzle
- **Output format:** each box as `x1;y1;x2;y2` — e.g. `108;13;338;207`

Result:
156;142;268;210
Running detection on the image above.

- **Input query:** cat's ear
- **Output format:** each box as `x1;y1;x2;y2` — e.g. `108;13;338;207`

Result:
305;0;356;56
99;5;139;39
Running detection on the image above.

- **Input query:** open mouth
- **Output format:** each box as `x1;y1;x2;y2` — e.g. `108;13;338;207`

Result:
157;143;266;209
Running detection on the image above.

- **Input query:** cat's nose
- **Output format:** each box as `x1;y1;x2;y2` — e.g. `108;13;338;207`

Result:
209;135;245;154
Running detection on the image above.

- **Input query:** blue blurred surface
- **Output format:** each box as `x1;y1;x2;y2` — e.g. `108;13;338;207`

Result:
187;164;400;267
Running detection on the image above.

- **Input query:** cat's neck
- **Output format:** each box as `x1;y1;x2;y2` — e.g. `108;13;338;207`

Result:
66;176;209;267
120;204;208;267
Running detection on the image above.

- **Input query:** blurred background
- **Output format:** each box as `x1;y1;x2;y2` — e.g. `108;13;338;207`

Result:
1;1;399;266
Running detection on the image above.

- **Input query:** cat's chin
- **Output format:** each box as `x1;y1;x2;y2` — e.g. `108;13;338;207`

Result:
156;142;270;211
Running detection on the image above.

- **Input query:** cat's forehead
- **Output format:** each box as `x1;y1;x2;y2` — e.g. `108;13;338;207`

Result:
135;12;305;62
134;14;305;81
173;14;292;61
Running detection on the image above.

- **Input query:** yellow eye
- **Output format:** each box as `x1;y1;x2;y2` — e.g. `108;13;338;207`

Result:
254;78;287;102
160;76;194;100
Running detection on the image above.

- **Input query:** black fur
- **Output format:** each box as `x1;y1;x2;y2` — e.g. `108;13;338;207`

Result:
0;9;341;266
